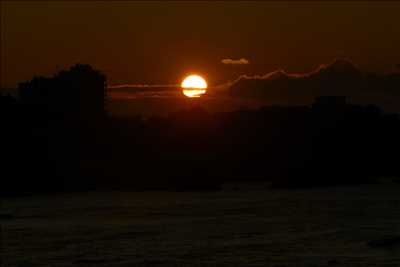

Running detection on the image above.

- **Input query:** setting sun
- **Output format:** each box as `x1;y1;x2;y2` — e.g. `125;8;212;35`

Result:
181;75;207;98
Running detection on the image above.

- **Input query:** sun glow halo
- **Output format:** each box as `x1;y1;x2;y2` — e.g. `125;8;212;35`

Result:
181;75;207;98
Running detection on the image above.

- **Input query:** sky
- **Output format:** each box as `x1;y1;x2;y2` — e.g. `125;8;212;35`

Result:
1;1;400;89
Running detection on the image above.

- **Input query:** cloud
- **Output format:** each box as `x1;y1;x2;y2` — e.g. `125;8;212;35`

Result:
221;58;249;65
108;84;181;99
228;58;400;108
108;84;178;89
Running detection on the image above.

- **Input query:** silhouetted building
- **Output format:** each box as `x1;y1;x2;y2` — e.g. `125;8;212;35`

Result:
19;64;106;120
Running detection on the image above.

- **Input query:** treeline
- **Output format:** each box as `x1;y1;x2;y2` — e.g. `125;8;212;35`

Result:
1;65;400;196
2;95;400;196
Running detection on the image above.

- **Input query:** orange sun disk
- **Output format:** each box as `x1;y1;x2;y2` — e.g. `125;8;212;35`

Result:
181;75;207;98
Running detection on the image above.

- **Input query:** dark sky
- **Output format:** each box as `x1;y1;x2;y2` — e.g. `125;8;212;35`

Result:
1;1;400;88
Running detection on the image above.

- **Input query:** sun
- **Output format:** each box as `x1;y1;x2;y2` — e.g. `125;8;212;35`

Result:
181;75;207;98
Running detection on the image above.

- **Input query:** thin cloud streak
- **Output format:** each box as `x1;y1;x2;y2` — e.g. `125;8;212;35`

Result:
108;84;179;89
221;58;249;65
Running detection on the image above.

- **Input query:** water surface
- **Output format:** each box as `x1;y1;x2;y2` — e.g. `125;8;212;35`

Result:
2;184;400;266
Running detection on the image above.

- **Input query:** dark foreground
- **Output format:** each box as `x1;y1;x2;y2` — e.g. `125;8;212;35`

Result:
2;183;400;267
